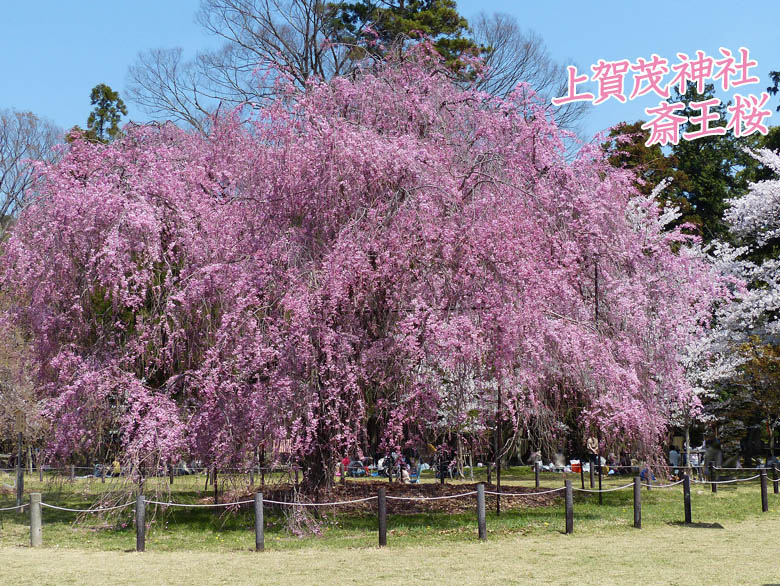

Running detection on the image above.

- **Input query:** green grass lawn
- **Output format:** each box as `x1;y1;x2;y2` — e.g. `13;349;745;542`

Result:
1;467;777;584
2;513;780;585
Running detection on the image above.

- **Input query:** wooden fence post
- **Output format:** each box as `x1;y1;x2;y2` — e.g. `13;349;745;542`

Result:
476;483;486;541
564;479;573;534
683;474;691;524
254;492;264;551
589;462;594;489
340;462;345;485
633;476;641;529
773;465;779;495
70;464;75;482
534;462;540;489
580;462;585;490
761;470;768;513
135;494;146;552
710;462;717;493
378;487;387;547
30;492;42;547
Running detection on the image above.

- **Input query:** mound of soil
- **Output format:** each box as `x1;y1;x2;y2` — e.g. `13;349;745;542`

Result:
223;480;561;515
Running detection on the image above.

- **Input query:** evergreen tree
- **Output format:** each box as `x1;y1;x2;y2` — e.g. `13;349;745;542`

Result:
606;84;762;243
69;84;128;144
326;0;482;72
667;83;759;242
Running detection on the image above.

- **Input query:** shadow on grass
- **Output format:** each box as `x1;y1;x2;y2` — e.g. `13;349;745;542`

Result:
668;521;724;529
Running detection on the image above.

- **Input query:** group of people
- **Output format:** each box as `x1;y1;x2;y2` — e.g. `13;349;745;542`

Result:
339;452;419;483
91;460;122;478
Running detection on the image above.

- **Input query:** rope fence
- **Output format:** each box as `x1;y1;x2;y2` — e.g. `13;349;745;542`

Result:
5;465;777;552
648;479;686;489
144;499;256;508
386;492;477;501
484;487;566;497
574;482;635;493
39;502;135;513
693;474;761;485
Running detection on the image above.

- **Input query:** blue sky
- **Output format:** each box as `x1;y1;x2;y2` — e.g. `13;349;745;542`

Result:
2;1;778;139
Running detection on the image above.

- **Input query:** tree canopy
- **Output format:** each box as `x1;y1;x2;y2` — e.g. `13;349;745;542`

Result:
2;49;720;488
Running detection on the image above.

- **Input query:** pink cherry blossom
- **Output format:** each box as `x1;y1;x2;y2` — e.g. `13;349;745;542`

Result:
2;47;722;489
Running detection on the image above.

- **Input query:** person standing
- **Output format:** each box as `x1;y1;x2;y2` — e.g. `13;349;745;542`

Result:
669;445;680;478
587;436;599;469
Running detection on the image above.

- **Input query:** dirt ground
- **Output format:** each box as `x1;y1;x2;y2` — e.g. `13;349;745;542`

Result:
221;480;560;514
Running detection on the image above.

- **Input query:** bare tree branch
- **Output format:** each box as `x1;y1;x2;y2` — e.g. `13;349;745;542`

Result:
127;4;589;138
128;0;357;130
470;13;588;133
0;109;62;237
126;48;211;132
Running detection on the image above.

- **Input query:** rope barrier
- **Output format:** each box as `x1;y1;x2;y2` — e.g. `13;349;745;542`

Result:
262;496;379;506
484;487;566;497
574;483;635;493
649;479;685;488
40;501;135;513
15;470;768;514
693;474;761;485
386;491;477;501
600;464;700;469
145;499;255;508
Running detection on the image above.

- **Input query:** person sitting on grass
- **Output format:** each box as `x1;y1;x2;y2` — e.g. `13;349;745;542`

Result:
639;465;656;483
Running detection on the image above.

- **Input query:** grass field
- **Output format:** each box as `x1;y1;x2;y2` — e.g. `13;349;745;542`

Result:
1;467;778;584
2;515;780;585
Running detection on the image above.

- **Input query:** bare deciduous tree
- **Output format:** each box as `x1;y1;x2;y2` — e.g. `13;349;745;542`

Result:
128;4;588;134
470;13;588;132
128;0;356;130
0;109;62;236
127;48;212;132
0;294;44;456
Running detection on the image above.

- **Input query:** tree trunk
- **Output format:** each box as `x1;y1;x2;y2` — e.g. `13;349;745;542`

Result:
685;425;692;476
495;387;501;516
456;434;465;478
301;449;331;494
